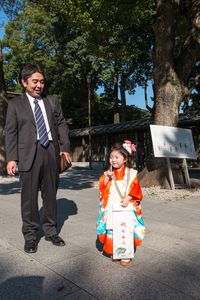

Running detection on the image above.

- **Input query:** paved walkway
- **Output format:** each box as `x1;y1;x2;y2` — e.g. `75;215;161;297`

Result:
0;167;200;300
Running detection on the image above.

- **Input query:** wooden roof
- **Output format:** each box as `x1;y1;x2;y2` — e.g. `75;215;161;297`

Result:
69;111;200;137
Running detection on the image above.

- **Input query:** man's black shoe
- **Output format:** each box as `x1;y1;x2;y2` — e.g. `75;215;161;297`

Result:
45;234;65;246
24;240;38;253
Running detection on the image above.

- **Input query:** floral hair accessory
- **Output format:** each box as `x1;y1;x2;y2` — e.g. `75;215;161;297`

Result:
122;140;136;154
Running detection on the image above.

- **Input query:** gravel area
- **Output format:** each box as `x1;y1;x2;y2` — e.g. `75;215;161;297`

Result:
142;186;200;201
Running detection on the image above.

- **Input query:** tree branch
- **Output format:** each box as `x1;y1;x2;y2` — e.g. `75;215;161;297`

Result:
175;0;200;82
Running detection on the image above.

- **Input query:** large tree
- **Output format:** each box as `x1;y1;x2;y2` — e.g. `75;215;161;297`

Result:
152;0;200;126
72;0;153;123
140;0;200;187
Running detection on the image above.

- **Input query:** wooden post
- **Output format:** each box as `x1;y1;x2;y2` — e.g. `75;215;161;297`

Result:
182;158;191;188
166;158;175;190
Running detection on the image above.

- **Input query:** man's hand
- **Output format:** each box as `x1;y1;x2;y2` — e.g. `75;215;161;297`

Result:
60;152;72;164
7;161;17;176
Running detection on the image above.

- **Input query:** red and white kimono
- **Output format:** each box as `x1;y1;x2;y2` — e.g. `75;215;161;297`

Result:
97;166;145;255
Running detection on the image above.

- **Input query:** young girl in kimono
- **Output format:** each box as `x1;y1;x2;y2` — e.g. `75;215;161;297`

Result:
97;140;145;266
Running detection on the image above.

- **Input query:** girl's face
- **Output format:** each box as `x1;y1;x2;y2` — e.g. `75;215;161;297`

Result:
109;150;127;169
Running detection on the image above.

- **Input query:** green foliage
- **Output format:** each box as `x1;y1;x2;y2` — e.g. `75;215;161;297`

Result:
3;3;58;87
2;0;156;127
2;0;199;129
126;104;150;121
0;0;23;18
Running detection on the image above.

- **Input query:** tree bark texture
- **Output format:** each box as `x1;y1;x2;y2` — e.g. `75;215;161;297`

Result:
153;0;182;126
152;0;200;127
140;0;200;188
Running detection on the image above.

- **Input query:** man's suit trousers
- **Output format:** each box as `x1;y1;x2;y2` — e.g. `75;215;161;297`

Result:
20;142;59;241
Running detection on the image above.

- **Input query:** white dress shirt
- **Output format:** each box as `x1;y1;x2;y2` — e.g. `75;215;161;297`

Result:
27;93;53;141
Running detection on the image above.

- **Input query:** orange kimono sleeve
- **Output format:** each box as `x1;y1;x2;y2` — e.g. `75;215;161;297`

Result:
99;174;106;194
128;176;143;202
99;174;111;208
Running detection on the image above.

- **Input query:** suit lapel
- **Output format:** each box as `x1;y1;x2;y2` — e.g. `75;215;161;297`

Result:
43;96;52;128
23;94;36;126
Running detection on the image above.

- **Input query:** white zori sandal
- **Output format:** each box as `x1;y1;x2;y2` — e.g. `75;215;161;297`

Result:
120;259;132;266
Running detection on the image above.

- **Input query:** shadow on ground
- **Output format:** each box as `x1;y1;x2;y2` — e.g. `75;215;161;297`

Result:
59;167;102;190
38;198;78;239
0;167;103;195
0;252;199;299
0;276;44;300
0;180;21;195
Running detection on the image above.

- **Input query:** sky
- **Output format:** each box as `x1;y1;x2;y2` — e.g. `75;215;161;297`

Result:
126;85;153;109
0;8;7;37
0;9;153;110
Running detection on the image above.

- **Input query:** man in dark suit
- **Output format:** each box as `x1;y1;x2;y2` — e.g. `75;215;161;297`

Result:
5;64;71;253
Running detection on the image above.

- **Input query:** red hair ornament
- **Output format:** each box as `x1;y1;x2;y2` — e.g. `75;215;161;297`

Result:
122;140;136;154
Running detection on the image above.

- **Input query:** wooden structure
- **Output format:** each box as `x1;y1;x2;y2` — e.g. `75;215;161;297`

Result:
6;92;22;101
69;112;200;170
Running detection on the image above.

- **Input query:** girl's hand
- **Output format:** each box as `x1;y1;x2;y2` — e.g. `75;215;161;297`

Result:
103;169;113;186
104;170;113;180
120;196;132;207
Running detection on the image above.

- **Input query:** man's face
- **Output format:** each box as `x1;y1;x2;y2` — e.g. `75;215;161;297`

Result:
22;72;45;98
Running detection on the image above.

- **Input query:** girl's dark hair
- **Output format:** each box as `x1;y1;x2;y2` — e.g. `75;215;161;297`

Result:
107;142;135;168
19;64;45;83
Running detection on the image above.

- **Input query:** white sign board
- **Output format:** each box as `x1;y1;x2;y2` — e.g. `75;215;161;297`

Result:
112;210;136;259
150;125;196;159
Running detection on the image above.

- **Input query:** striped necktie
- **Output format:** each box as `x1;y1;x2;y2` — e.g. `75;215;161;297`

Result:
34;98;49;148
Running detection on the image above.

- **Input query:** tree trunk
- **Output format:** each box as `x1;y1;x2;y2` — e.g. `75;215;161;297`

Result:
120;73;127;122
153;1;183;127
154;77;183;126
113;73;120;124
139;0;200;188
144;81;154;114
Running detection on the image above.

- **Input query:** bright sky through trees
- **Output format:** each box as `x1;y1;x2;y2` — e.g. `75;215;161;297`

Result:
0;9;153;110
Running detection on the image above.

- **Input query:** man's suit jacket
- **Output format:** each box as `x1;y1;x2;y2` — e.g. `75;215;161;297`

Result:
5;94;70;172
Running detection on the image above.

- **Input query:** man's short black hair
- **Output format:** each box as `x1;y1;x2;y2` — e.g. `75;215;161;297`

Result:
19;64;45;83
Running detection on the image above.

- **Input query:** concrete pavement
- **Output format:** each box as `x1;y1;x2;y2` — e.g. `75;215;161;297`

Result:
0;166;200;300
